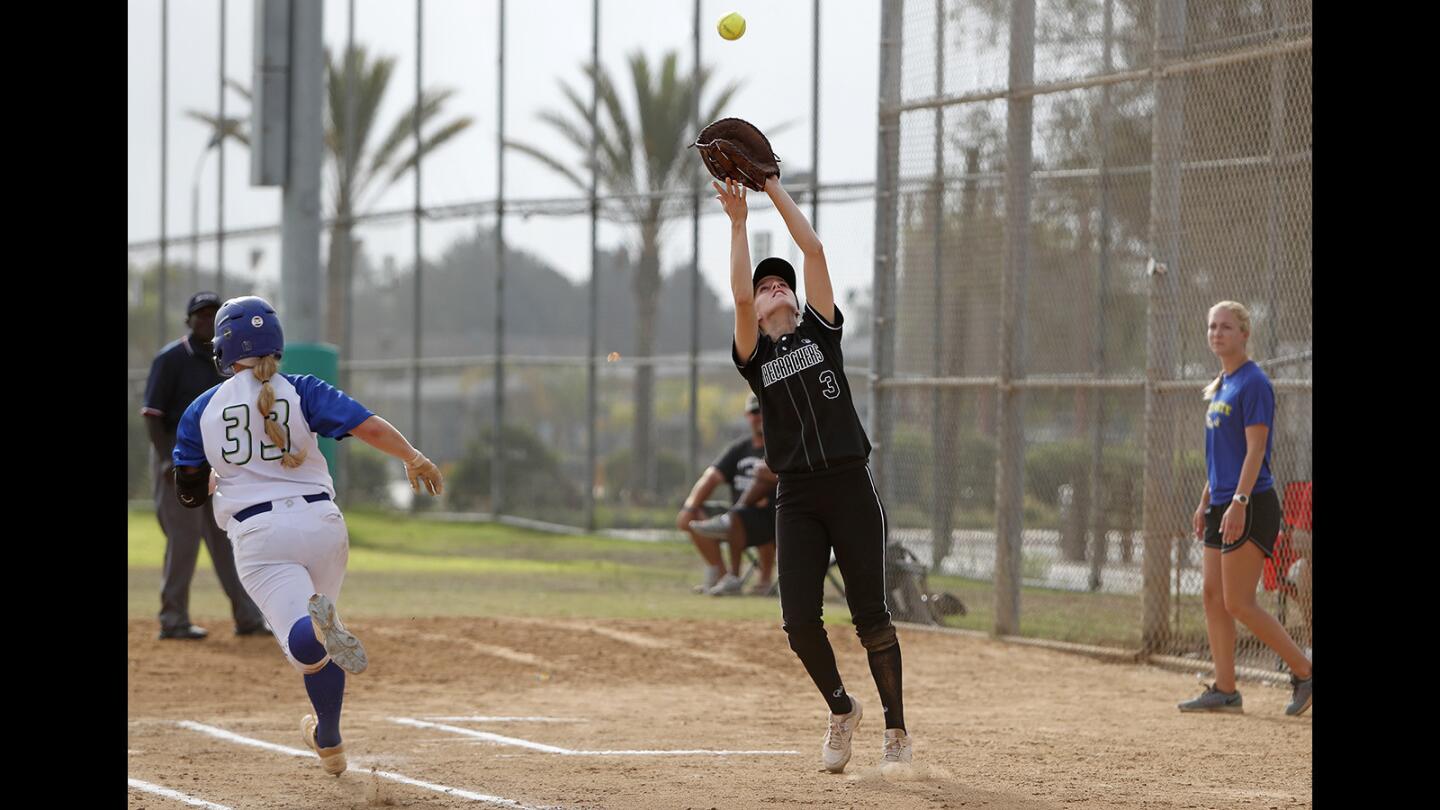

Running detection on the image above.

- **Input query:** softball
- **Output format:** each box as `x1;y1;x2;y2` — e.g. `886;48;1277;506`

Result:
717;12;746;41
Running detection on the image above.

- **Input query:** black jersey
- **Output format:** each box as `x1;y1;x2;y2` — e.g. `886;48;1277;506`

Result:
712;436;768;505
732;302;871;475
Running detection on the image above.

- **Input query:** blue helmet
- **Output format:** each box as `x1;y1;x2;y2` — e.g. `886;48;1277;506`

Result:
213;296;284;377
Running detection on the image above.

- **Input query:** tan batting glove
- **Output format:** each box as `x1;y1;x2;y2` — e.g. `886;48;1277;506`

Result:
404;449;444;496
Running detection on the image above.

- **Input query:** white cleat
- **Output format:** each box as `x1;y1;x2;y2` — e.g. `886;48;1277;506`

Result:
301;714;347;776
821;696;862;773
308;593;368;675
881;728;913;770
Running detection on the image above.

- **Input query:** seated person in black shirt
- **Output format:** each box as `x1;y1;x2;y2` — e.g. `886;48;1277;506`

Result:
675;394;777;596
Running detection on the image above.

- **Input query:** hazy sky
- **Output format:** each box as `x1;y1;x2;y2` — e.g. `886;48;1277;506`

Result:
127;0;883;303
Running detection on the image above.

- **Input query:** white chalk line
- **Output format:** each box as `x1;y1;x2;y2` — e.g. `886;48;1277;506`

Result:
371;627;559;669
505;617;774;676
176;720;557;809
127;778;233;810
392;717;799;757
426;716;587;723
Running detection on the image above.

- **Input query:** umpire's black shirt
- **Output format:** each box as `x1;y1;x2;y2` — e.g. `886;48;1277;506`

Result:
142;334;224;434
733;302;871;476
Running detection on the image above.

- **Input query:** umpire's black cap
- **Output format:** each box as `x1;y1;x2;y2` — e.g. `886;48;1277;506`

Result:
752;257;796;293
186;291;222;315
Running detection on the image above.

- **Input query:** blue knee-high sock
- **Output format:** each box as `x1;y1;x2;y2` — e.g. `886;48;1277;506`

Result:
288;617;346;749
304;662;346;748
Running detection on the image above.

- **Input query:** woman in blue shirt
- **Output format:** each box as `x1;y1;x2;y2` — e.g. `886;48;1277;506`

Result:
1178;301;1312;717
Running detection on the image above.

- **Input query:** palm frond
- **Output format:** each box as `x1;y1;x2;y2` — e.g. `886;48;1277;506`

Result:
383;116;476;189
505;140;589;191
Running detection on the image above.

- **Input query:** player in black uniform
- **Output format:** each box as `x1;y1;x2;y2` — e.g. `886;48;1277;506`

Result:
714;176;912;773
676;393;778;596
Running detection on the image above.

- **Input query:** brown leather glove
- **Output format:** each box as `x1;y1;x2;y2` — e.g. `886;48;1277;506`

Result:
691;117;781;191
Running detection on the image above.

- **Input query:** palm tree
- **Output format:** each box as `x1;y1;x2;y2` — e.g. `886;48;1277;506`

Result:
507;50;740;495
323;45;473;346
185;48;474;347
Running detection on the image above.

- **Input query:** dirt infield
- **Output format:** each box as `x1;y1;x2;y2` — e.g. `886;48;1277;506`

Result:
128;616;1311;809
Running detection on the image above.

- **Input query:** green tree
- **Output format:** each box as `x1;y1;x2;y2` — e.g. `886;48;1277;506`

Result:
506;50;740;497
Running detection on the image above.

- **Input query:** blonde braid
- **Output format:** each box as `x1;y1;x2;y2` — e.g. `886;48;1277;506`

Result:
252;355;309;468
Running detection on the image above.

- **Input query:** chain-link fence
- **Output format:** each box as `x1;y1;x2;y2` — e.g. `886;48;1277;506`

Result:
127;0;1311;671
872;0;1311;668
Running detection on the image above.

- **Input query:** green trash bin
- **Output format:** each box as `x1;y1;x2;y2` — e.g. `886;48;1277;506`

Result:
279;342;341;472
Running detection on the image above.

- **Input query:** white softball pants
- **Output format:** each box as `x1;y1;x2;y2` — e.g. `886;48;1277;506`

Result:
227;497;350;672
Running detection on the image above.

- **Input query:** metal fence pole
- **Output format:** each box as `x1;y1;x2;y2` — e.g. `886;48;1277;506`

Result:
338;0;358;501
927;0;946;569
994;0;1035;637
217;0;227;299
811;0;820;228
412;0;424;459
870;0;904;497
159;0;169;349
584;0;600;531
688;0;701;486
1086;0;1115;593
1142;0;1188;653
492;0;507;515
1265;0;1290;360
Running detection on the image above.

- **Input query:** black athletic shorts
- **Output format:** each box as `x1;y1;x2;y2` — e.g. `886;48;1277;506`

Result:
732;504;776;547
1203;486;1281;558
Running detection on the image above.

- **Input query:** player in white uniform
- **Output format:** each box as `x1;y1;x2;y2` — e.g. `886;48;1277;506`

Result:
172;296;443;776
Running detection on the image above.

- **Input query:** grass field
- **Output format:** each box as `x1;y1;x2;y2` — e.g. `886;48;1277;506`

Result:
127;506;1228;653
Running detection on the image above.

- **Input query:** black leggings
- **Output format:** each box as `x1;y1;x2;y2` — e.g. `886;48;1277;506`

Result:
776;462;905;731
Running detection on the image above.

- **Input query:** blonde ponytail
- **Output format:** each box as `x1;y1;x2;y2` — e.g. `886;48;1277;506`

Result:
252;355;309;468
1201;375;1223;402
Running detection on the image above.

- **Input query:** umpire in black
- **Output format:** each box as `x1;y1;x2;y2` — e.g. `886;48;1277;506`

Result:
141;291;267;640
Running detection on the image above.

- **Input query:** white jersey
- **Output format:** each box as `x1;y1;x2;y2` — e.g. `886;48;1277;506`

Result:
174;372;373;530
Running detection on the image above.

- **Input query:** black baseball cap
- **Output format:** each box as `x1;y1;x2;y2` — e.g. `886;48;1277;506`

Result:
186;291;222;315
745;393;760;413
752;257;796;293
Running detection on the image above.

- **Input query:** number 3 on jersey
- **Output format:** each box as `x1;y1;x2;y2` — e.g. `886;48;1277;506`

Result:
818;370;840;400
220;402;294;464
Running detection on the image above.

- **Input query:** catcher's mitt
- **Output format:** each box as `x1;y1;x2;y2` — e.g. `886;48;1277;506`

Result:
690;117;781;192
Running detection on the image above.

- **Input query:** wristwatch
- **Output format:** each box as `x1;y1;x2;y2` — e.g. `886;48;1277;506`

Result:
1233;493;1250;506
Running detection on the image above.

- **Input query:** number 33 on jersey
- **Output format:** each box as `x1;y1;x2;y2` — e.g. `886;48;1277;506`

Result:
173;372;374;530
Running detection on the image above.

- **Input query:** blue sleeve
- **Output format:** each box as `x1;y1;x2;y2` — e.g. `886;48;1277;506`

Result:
1240;374;1275;428
172;385;219;467
284;374;374;439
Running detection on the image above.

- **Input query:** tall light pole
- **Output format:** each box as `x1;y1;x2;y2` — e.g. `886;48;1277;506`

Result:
190;134;221;288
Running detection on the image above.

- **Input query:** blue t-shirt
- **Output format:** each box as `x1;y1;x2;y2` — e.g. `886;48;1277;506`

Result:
1204;360;1275;504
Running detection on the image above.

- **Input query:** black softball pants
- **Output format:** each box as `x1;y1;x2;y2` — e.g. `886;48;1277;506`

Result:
776;462;905;731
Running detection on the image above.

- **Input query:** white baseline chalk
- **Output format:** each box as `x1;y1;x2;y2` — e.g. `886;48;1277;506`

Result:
127;778;233;810
177;720;556;809
426;716;586;723
391;717;799;756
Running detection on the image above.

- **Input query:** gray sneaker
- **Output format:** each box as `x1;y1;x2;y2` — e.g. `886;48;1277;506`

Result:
688;512;732;541
692;565;723;594
1285;673;1312;716
707;573;744;596
307;594;368;675
1177;683;1243;713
